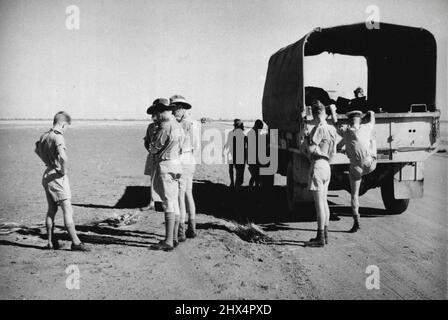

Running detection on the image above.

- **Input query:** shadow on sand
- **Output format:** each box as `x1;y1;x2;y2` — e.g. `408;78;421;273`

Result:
73;186;154;209
72;180;390;224
70;180;388;234
4;224;162;249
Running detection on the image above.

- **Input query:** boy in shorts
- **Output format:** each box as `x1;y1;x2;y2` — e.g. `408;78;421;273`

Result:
304;101;338;247
34;111;89;251
330;107;377;232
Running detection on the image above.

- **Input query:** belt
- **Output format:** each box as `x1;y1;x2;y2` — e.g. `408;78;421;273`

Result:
312;155;329;161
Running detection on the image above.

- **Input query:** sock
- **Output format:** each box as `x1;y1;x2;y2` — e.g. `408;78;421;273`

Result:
354;215;360;224
164;212;175;246
173;215;180;243
316;229;325;241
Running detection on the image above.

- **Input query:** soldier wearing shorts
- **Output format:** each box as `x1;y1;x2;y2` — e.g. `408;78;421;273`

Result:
170;95;198;241
34;111;89;251
331;108;377;232
149;98;185;251
142;101;162;210
304;101;338;247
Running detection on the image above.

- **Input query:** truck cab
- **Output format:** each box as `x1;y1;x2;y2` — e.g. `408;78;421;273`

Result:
262;23;441;214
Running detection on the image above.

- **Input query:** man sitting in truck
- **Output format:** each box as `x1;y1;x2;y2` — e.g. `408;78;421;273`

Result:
303;100;338;247
330;107;377;233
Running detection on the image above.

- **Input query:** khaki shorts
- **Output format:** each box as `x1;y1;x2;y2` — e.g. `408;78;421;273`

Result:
180;152;196;177
179;174;193;192
349;156;377;180
152;159;181;213
308;159;331;191
42;169;71;203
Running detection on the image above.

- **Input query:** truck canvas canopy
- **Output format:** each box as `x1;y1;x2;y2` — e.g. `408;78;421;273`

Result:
263;22;437;132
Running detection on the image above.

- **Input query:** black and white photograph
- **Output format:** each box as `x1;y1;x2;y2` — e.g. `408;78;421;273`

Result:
0;0;447;307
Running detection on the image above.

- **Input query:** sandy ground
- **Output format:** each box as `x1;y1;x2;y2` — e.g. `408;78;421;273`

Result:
0;120;446;300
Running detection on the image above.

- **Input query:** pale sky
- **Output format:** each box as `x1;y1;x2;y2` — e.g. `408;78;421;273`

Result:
0;0;447;120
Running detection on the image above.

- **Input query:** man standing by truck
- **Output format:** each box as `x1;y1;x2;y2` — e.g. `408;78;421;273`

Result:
304;101;338;247
330;107;377;233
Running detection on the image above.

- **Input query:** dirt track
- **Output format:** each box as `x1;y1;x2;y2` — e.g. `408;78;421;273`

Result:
0;121;446;300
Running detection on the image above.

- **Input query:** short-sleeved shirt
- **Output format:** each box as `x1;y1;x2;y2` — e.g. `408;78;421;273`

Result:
309;122;338;161
151;117;185;162
35;129;67;171
144;122;160;154
338;122;375;165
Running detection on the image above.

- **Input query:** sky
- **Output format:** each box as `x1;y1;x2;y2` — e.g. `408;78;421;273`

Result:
0;0;447;120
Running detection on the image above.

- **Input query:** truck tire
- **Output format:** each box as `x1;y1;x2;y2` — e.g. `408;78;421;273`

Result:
380;179;410;214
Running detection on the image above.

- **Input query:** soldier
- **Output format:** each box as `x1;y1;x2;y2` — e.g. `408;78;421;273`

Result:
34;111;89;251
224;119;247;189
330;107;377;232
142;101;162;210
149;98;185;251
303;101;338;247
170;95;198;240
247;119;264;187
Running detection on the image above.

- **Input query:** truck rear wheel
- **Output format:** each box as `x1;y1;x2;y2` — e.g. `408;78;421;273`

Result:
380;178;410;214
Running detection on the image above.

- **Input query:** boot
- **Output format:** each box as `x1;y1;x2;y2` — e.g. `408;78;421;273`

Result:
186;219;197;239
178;223;187;242
305;230;325;247
349;220;360;233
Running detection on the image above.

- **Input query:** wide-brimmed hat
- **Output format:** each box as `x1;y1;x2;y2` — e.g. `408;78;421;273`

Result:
147;98;172;114
346;110;364;118
169;95;192;109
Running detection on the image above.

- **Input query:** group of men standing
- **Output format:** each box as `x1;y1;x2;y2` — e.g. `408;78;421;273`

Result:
143;95;198;251
34;91;376;251
224;119;266;189
303;96;377;247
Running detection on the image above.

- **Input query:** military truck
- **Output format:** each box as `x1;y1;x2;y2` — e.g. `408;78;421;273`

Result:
262;23;441;214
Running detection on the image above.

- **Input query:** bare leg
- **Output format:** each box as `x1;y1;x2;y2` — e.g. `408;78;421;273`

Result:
185;190;196;221
173;197;181;244
45;197;58;247
323;181;330;244
178;187;187;224
349;175;362;232
349;175;361;221
164;211;175;246
185;177;197;238
60;199;81;245
306;190;326;246
323;182;330;227
313;190;326;231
